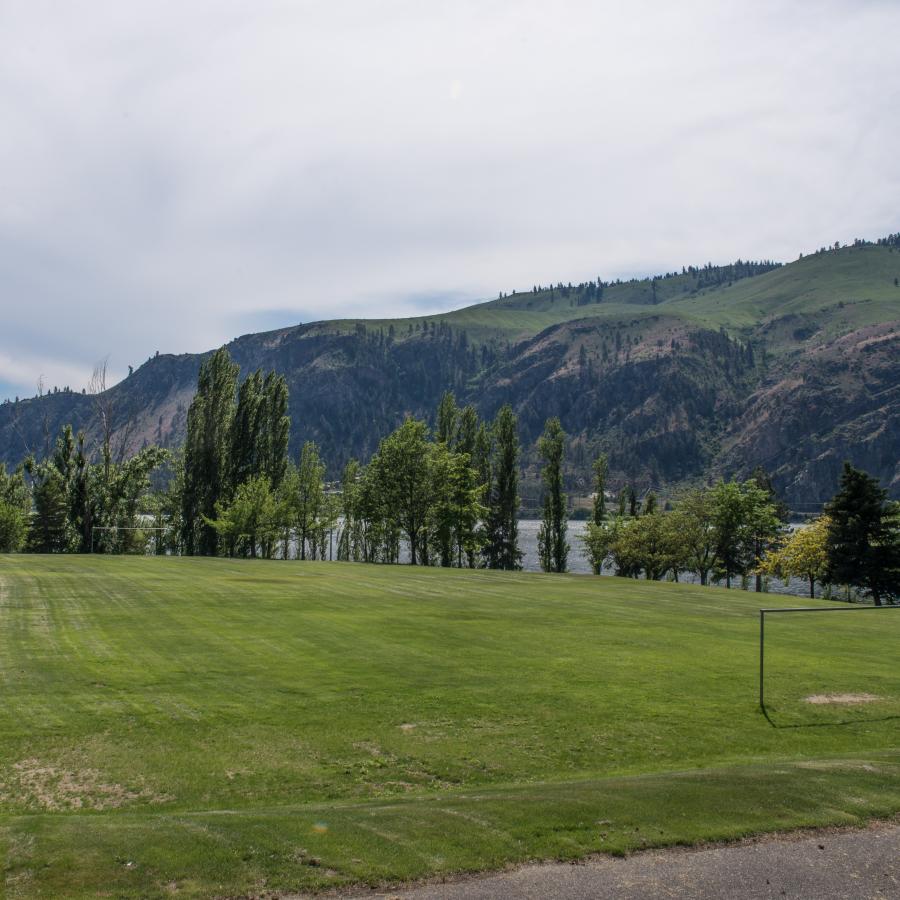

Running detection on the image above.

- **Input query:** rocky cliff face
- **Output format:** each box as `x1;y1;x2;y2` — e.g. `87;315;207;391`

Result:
719;322;900;504
2;245;899;506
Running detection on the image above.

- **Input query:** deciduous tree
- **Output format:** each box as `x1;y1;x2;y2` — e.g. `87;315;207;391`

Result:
537;417;568;573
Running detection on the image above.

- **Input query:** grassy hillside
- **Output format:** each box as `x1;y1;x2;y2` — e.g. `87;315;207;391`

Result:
1;557;898;897
304;243;900;348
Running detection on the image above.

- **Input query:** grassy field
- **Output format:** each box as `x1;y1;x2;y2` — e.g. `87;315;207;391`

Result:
1;556;899;898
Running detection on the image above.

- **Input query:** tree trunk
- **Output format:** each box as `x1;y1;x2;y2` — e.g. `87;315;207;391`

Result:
809;574;815;599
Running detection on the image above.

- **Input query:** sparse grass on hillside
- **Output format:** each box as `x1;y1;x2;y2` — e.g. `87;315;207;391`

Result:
300;244;900;350
1;556;899;898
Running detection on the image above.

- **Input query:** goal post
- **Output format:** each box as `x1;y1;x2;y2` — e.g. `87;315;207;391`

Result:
759;605;900;709
90;525;174;555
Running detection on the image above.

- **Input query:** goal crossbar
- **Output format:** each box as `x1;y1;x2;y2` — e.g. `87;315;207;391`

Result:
759;605;899;708
90;525;172;553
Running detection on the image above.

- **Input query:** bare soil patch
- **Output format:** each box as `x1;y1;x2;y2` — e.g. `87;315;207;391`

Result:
804;693;880;705
0;757;172;810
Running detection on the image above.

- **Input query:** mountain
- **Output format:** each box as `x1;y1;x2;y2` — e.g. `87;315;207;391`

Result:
2;239;899;508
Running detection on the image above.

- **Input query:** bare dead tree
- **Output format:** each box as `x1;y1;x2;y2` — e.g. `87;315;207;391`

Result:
88;359;136;476
36;374;53;460
89;359;115;479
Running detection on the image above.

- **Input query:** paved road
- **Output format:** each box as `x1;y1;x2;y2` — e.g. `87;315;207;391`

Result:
335;821;899;900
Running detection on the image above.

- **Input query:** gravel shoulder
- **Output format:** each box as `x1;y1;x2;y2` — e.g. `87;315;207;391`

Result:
317;818;900;900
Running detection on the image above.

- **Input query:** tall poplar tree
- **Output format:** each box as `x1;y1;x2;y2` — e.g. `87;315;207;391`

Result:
483;404;522;570
181;348;239;555
435;391;459;446
591;453;608;524
537;416;568;573
260;371;290;490
230;370;264;491
292;441;326;560
228;370;289;494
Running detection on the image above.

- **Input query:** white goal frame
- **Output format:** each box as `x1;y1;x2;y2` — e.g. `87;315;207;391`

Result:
758;605;900;708
90;525;174;554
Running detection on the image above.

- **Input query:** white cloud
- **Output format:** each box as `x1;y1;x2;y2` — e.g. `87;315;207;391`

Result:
0;0;898;398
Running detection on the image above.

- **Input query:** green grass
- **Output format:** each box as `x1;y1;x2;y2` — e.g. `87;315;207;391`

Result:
303;244;900;349
1;556;899;898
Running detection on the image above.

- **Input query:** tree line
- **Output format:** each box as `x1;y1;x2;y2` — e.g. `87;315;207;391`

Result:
0;348;525;569
582;460;900;605
1;346;897;604
177;349;526;568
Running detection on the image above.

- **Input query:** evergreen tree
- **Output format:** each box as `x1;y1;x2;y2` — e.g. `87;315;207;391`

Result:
181;348;240;555
483;404;522;570
0;464;28;552
0;499;26;552
628;486;638;518
825;463;900;605
537;417;568;573
25;463;72;553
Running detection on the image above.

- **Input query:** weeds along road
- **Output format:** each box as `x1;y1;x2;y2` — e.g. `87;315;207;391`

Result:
345;820;900;900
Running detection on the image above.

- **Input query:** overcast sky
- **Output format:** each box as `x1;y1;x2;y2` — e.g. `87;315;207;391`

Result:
1;0;899;400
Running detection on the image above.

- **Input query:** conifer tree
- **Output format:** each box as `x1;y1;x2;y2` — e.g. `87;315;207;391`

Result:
25;463;72;553
0;464;28;552
825;463;900;605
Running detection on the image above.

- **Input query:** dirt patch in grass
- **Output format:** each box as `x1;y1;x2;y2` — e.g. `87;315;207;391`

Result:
804;693;881;705
0;758;173;811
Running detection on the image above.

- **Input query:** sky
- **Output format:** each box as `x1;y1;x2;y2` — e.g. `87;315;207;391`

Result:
1;0;899;401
